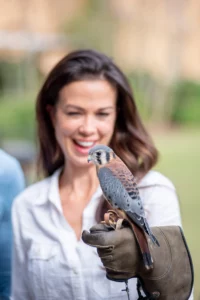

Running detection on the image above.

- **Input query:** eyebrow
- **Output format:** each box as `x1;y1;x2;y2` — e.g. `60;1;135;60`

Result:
64;105;115;111
64;105;83;110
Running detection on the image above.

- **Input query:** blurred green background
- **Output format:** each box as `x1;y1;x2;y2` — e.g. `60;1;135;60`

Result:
154;128;199;299
0;0;199;298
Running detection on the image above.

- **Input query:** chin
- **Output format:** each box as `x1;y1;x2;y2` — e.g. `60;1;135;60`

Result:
66;155;92;169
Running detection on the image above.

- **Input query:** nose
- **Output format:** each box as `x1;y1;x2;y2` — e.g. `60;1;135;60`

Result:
78;116;96;136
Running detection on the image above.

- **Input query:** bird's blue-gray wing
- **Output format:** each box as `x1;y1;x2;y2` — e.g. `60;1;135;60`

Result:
98;165;145;228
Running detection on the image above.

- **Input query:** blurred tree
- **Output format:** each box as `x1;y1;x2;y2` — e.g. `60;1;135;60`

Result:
170;80;200;125
0;94;36;142
63;0;115;54
0;59;40;99
128;72;172;124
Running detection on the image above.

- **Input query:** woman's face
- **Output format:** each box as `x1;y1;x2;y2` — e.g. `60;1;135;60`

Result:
49;79;117;168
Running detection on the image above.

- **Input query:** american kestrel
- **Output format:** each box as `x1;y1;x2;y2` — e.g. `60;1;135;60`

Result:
88;144;159;269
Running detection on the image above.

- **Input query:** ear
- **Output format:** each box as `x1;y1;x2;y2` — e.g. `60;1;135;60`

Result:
46;105;56;126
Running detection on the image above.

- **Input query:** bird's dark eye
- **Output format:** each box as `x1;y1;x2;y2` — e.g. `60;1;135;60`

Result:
96;151;101;156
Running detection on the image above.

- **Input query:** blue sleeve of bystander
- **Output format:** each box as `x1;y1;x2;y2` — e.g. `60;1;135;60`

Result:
0;149;25;299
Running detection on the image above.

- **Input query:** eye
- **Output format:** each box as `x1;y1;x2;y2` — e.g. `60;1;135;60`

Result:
97;112;110;117
96;151;101;156
66;111;81;116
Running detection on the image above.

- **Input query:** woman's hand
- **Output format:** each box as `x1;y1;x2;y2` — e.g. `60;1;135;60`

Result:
82;223;140;280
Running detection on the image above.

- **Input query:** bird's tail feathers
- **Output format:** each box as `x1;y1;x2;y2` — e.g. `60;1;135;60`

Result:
142;252;154;270
149;233;160;246
144;220;160;247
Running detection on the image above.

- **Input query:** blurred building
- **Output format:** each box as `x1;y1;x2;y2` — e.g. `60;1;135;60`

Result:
0;0;85;75
111;0;200;82
0;0;199;81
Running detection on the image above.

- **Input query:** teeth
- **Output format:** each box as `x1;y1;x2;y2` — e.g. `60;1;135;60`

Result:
76;141;95;147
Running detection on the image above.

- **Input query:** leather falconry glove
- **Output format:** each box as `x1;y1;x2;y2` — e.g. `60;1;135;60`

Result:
82;211;193;300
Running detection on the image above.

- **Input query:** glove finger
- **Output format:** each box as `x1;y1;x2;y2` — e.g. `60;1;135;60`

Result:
100;255;113;267
100;255;130;275
82;230;113;248
97;246;113;258
89;223;114;233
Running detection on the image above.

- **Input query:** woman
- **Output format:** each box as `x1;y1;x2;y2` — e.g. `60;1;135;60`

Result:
12;49;184;299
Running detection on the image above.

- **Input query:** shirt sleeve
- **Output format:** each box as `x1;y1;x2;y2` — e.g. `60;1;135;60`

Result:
11;198;32;300
143;185;182;227
9;160;25;199
0;157;25;219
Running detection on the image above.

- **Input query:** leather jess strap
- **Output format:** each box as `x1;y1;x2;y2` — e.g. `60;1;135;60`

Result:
102;209;127;230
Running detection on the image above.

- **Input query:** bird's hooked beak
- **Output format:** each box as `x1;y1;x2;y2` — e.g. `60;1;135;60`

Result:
87;154;92;163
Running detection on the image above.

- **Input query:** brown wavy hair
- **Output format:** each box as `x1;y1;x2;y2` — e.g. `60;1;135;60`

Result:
36;49;158;218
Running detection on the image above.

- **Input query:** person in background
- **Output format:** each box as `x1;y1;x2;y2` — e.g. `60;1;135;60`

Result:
0;149;25;300
11;49;193;299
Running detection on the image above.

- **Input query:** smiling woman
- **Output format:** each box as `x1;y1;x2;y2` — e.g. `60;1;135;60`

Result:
11;49;193;300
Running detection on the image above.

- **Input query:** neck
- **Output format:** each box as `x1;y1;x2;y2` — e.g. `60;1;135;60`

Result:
59;162;99;202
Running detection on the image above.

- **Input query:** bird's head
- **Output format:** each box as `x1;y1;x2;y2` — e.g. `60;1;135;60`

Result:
88;144;116;166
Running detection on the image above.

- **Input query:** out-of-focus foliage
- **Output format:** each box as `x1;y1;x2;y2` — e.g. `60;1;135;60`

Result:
0;61;23;93
0;58;41;97
129;73;200;125
0;59;40;144
64;0;115;53
0;94;36;143
170;80;200;124
129;72;173;123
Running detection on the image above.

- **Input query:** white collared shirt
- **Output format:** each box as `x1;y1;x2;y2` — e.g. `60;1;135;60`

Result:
11;169;185;300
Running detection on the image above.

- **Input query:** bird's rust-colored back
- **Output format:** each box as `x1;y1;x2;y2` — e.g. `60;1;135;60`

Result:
98;156;140;202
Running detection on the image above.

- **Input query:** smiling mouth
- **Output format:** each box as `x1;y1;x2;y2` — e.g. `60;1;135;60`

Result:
73;140;96;148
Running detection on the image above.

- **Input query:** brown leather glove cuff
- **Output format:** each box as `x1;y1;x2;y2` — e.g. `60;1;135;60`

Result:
139;226;194;300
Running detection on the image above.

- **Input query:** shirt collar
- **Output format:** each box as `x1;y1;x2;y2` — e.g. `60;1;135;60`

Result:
43;167;103;215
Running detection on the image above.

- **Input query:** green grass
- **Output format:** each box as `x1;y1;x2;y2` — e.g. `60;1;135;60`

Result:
152;127;200;299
